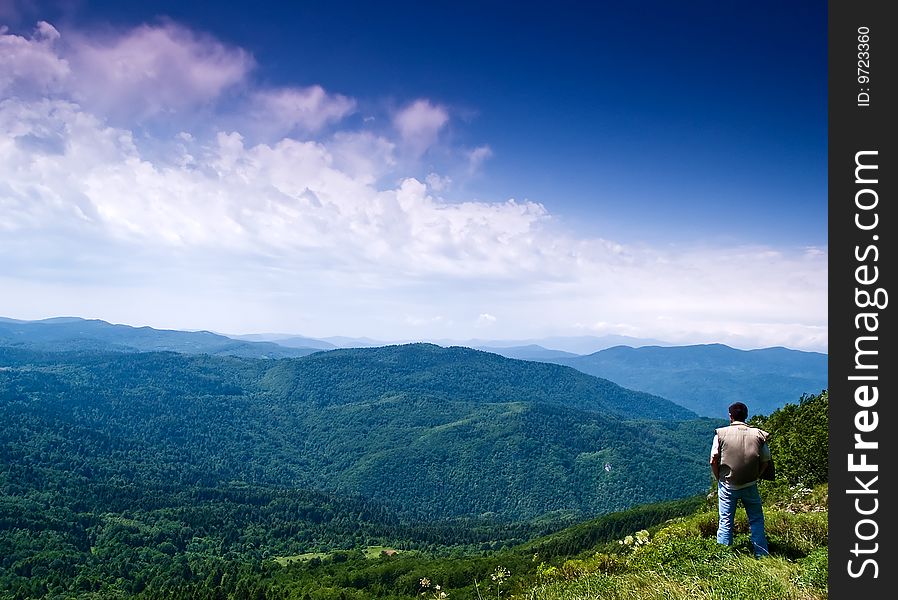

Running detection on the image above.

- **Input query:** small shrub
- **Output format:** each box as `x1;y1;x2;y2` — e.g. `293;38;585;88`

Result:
535;562;559;584
692;512;719;538
583;552;624;575
560;559;587;580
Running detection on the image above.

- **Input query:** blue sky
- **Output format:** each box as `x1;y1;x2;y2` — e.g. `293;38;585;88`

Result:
0;1;827;350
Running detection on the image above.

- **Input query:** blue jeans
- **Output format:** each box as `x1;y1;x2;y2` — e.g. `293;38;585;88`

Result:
717;481;769;557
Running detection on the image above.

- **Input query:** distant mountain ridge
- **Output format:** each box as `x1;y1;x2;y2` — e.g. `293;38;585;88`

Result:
474;344;580;361
548;344;827;417
0;317;321;358
229;332;337;350
222;331;671;354
441;334;672;355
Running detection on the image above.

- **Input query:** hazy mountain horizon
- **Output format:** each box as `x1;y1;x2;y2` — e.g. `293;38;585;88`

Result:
548;344;828;417
1;315;827;356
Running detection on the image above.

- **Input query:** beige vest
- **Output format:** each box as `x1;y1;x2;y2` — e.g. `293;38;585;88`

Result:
716;423;769;487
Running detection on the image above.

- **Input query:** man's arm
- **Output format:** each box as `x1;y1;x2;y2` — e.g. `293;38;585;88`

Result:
709;434;720;480
758;440;771;476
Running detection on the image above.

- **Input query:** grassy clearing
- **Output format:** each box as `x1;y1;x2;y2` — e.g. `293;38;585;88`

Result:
274;546;401;565
365;545;401;558
273;552;328;566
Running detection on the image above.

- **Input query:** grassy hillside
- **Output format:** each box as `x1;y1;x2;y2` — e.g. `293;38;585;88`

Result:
518;485;827;600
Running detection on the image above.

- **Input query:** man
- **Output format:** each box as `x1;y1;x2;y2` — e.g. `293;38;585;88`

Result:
710;401;771;557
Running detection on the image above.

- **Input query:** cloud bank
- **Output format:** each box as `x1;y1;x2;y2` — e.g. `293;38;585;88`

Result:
0;20;827;350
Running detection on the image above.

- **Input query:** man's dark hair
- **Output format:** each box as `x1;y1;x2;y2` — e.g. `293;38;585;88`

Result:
729;402;748;422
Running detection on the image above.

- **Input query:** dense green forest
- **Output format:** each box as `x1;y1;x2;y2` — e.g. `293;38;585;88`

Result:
0;383;828;599
1;344;826;599
0;345;707;521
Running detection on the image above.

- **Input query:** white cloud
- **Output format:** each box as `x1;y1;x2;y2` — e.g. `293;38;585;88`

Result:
0;20;828;351
425;172;451;192
393;99;448;156
0;20;253;120
476;313;497;327
0;92;827;348
0;95;550;277
65;22;254;120
327;131;396;184
466;145;493;173
0;20;363;139
0;21;69;96
250;85;355;136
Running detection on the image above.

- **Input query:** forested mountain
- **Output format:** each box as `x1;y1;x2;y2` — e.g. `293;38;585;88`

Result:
0;319;827;422
0;382;828;599
0;344;705;522
259;344;695;421
549;344;827;417
0;318;320;358
2;339;825;600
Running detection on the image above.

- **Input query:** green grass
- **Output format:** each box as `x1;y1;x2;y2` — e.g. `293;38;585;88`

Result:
524;556;824;600
255;485;828;599
516;484;828;600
